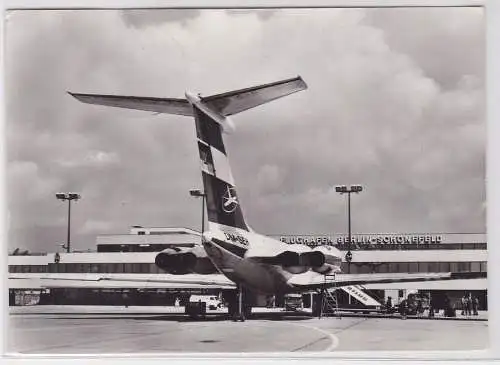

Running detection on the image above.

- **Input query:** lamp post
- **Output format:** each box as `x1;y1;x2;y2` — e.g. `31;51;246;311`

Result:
55;192;81;253
189;189;206;237
335;185;363;274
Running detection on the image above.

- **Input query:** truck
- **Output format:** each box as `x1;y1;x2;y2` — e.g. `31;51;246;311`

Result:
284;294;304;311
185;295;222;318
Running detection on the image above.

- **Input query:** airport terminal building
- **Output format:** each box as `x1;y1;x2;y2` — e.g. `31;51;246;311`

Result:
8;227;487;310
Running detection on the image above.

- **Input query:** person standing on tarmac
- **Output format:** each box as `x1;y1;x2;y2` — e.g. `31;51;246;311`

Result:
400;299;408;320
473;296;479;316
461;295;466;316
122;292;130;308
428;297;435;318
416;300;423;317
467;293;473;316
386;296;393;314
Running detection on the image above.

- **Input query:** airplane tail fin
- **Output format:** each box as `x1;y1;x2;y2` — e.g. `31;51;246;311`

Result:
193;104;249;232
69;76;308;233
190;77;307;233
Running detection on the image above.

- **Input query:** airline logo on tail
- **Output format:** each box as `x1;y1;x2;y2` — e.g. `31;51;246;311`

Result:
222;186;239;213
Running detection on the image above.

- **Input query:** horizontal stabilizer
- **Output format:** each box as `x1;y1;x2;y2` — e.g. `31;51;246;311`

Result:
202;76;308;116
68;76;307;118
68;92;194;116
9;273;236;289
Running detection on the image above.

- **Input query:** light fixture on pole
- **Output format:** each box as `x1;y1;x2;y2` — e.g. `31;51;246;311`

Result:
55;192;81;253
189;189;206;237
335;185;363;274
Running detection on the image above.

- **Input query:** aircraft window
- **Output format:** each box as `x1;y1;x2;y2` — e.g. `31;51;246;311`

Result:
439;262;450;272
380;263;389;272
428;262;439;272
408;262;418;273
458;262;471;272
480;261;487;272
449;262;459;272
471;262;480;272
356;264;369;274
398;262;409;272
331;242;487;250
109;263;122;273
386;262;397;273
417;262;428;272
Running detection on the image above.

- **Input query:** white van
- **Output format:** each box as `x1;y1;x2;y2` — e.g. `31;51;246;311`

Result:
189;295;222;311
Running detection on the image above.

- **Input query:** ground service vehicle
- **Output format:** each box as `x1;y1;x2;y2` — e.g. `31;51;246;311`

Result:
185;295;222;318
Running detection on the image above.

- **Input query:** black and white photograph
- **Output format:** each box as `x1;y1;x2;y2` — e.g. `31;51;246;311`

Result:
5;5;488;355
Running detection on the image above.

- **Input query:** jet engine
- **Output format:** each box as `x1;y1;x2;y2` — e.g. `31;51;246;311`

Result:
270;250;326;274
154;246;218;275
310;246;342;275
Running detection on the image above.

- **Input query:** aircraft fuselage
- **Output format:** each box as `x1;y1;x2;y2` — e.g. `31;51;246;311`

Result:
202;225;343;294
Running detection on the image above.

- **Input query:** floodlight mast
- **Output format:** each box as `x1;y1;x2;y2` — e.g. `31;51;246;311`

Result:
335;185;363;274
55;192;81;253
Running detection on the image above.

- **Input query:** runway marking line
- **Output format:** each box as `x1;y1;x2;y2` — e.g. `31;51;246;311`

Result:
263;320;339;352
331;317;369;335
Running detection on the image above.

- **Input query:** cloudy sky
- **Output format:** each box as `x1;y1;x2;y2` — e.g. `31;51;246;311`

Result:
5;7;485;253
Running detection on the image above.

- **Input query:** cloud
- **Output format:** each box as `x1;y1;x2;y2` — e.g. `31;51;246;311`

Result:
78;219;116;235
256;164;284;194
364;7;485;89
57;150;121;168
121;9;201;28
5;8;485;252
225;9;278;21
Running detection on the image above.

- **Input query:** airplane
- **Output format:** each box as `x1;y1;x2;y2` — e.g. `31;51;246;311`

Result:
45;76;484;321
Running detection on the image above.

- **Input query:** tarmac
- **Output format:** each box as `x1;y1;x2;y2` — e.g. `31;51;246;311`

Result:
7;306;489;355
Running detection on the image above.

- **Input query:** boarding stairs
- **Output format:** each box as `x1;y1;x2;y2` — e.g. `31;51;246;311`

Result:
319;273;341;319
